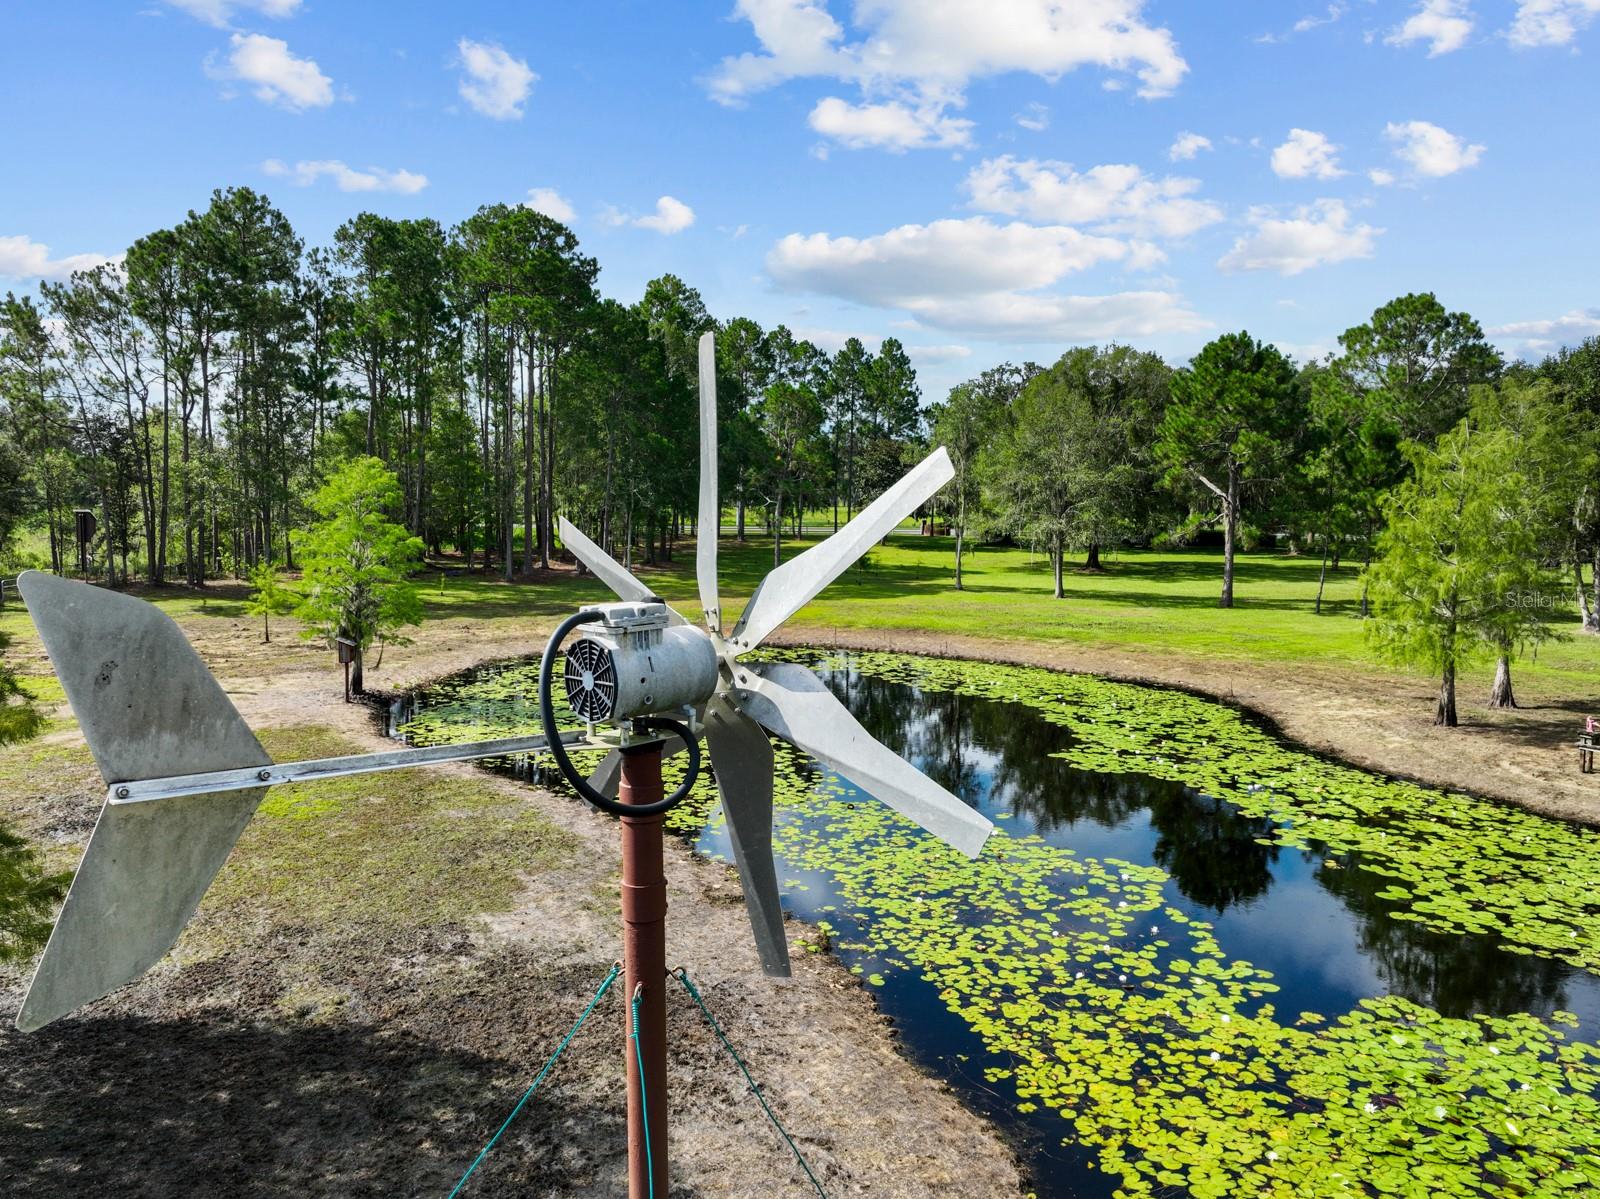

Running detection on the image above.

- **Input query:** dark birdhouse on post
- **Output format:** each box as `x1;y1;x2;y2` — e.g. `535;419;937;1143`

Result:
334;636;358;702
73;510;97;578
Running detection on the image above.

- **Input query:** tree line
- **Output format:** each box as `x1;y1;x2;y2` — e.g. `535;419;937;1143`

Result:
4;187;1599;727
0;187;923;590
931;298;1600;725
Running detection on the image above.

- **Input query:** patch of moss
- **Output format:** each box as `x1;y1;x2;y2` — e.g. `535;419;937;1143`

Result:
204;726;579;936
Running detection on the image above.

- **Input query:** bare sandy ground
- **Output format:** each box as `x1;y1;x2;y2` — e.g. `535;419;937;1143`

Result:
0;595;1024;1197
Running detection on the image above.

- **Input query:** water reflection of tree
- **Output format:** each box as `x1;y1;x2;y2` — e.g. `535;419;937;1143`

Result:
822;666;1280;914
1313;854;1585;1022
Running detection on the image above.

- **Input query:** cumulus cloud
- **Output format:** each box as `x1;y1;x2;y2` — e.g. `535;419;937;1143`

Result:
1489;308;1600;349
964;157;1223;240
1270;129;1345;179
164;0;300;27
525;187;576;223
1369;168;1397;186
1169;131;1212;161
1217;200;1380;275
902;291;1209;341
456;38;536;120
1387;0;1476;55
210;33;332;110
605;196;696;235
0;235;117;281
808;97;973;150
707;0;1187;150
1507;0;1600;46
262;159;427;194
766;216;1205;341
1383;119;1484;176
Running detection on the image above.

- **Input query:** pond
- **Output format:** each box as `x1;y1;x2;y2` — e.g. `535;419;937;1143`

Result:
391;649;1600;1199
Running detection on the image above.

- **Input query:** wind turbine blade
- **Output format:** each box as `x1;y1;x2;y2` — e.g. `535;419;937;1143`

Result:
735;661;992;859
696;331;721;633
705;695;789;976
729;446;954;651
585;737;691;799
558;516;655;602
15;572;271;1031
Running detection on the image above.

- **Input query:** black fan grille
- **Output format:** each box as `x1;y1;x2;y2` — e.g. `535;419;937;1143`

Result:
562;638;617;722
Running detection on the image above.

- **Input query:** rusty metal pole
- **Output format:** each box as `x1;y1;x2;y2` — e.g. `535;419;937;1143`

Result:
619;742;669;1198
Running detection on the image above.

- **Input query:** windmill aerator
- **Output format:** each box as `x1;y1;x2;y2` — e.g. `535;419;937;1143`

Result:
13;330;992;1197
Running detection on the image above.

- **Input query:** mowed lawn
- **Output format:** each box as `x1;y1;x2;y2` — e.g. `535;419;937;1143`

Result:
7;533;1597;708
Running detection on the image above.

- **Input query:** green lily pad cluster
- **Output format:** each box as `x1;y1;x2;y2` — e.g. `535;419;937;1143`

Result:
768;650;1600;975
398;653;1600;1197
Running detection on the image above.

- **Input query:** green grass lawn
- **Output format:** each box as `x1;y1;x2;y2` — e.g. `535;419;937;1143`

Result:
6;532;1595;707
395;533;1597;704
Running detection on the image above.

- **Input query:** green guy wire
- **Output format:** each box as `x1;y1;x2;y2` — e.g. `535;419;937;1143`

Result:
447;962;621;1197
672;968;828;1198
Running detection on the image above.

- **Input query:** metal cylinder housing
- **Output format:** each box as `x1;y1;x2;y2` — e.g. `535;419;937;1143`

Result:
562;604;718;723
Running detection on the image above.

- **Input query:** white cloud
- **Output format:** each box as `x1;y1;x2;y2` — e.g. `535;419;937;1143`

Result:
963;157;1224;239
1257;4;1347;43
610;196;697;235
1383;119;1484;176
1387;0;1475;55
1507;0;1600;46
1217;199;1380;275
906;343;973;364
1295;3;1348;33
1015;101;1050;132
765;215;1206;340
164;0;300;27
524;187;576;222
0;235;116;281
1169;131;1212;161
707;0;1187;149
808;96;973;150
1270;129;1346;179
455;38;536;120
262;159;428;194
211;33;332;111
1368;168;1397;186
904;291;1209;341
1489;308;1600;339
768;217;1128;303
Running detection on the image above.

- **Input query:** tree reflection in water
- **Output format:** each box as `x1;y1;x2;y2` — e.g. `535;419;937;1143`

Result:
815;660;1598;1029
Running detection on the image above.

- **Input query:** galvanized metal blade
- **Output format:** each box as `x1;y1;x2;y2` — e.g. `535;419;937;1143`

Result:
696;331;721;634
585;737;691;799
733;660;992;859
704;694;789;977
558;516;656;603
728;446;955;652
16;571;273;1031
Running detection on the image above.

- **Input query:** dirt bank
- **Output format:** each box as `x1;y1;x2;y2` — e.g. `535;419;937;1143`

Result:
0;601;1024;1198
768;625;1600;829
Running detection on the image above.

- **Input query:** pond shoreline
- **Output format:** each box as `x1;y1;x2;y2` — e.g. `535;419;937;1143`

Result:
767;625;1600;831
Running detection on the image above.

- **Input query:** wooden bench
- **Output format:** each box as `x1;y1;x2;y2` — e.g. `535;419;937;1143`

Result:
1580;718;1598;774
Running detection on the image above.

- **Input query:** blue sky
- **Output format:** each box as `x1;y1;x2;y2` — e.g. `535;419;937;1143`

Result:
3;0;1598;401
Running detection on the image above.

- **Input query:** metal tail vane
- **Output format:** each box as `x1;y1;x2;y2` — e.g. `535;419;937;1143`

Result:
11;570;591;1033
11;328;992;1195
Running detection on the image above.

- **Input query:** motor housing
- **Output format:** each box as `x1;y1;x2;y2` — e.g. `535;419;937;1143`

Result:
562;602;717;724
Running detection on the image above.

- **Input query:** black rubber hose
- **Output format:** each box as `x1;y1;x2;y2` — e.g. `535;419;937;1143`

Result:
538;610;700;817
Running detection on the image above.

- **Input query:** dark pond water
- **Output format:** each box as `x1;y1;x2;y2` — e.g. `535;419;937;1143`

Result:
391;652;1600;1198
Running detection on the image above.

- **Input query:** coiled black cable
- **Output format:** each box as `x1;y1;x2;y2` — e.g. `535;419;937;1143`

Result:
538;609;700;817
